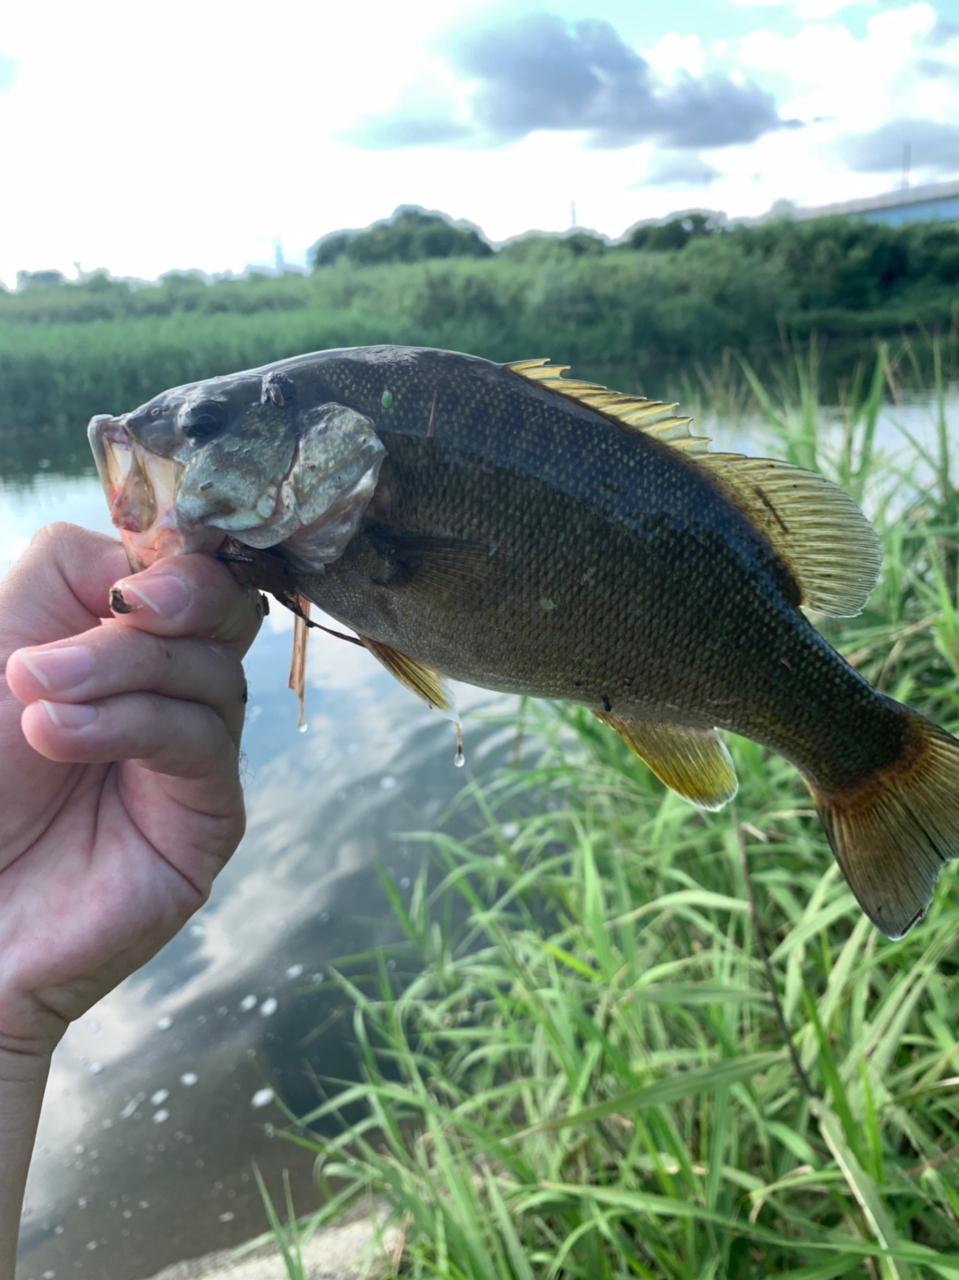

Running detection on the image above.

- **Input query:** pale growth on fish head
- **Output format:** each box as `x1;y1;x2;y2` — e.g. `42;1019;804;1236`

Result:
89;366;386;572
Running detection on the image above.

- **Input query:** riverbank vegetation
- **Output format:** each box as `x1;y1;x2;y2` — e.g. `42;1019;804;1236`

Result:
0;211;957;434
257;347;959;1278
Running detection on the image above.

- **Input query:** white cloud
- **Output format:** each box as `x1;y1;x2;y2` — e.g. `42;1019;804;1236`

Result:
0;1;954;284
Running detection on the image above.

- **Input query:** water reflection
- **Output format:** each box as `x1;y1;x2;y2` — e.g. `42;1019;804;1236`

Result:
9;389;956;1277
5;467;515;1278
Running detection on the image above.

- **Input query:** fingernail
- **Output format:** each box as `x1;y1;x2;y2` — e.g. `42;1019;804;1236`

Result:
20;646;94;692
114;575;190;617
41;701;98;729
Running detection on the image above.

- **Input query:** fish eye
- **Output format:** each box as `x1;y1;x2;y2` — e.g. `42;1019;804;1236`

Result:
181;400;229;443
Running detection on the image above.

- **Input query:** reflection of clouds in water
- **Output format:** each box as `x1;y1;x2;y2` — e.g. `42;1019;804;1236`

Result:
22;673;516;1265
0;476;116;576
9;473;517;1273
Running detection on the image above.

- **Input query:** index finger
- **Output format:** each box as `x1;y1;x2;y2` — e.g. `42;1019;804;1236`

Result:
109;554;266;657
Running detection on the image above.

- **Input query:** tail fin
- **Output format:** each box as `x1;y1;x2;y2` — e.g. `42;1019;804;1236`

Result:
809;713;959;939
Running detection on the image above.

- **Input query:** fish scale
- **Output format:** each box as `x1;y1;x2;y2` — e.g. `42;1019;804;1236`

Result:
88;344;959;939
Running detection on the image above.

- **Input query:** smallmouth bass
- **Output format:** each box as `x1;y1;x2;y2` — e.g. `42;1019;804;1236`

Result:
88;345;959;939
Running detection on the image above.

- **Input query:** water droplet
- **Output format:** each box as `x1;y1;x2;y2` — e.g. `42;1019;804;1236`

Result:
381;390;393;409
74;1144;85;1155
120;1094;145;1120
43;1271;56;1278
188;923;205;938
501;822;519;839
219;1211;235;1222
139;1200;150;1209
311;972;325;984
454;750;465;768
77;1198;87;1208
150;1090;169;1106
251;1087;274;1109
380;774;397;790
285;964;304;979
180;1073;198;1087
239;994;257;1012
387;958;396;971
298;721;308;733
85;1241;98;1251
400;877;411;889
152;1109;169;1124
260;997;278;1017
156;1015;173;1031
89;1062;104;1075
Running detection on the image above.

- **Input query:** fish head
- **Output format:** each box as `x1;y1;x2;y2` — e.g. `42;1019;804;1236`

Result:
89;365;386;571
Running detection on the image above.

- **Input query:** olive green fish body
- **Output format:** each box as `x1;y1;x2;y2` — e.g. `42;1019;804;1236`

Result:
289;350;902;792
88;345;959;940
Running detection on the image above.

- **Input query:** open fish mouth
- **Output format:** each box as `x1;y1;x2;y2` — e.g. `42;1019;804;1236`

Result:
88;414;216;570
88;397;386;574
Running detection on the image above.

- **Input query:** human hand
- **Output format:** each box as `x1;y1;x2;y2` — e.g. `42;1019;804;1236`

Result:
0;523;264;1074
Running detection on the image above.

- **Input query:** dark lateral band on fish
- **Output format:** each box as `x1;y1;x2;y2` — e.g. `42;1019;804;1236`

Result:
87;344;959;940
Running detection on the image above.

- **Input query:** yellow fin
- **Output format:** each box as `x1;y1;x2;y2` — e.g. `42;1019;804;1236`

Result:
360;636;456;716
700;453;881;617
593;713;738;811
808;712;959;939
507;359;711;454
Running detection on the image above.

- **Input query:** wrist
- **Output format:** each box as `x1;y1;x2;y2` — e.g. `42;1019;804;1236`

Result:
0;1042;54;1087
0;1054;49;1280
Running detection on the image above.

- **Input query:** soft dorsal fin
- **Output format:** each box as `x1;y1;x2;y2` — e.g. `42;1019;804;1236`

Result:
507;358;881;618
700;453;881;617
507;358;711;454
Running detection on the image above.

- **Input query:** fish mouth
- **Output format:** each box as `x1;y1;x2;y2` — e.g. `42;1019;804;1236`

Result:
88;415;230;570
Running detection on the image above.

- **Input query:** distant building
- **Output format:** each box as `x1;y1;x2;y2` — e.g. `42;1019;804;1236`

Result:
760;177;959;227
16;269;67;289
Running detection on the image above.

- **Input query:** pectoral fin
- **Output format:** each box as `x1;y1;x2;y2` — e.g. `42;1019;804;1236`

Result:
365;527;495;611
593;713;738;811
360;636;456;717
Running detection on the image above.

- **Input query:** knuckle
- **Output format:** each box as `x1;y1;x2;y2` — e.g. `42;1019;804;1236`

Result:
30;522;70;550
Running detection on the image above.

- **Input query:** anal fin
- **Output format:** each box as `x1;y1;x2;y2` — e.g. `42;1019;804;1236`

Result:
360;637;456;717
594;713;738;811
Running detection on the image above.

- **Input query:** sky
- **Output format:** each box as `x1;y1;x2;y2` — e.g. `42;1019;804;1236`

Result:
0;0;957;286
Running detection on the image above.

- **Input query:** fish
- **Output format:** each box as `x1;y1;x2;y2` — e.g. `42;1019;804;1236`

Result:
88;344;959;940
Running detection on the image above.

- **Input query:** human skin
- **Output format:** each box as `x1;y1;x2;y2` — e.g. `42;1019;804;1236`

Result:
0;524;263;1278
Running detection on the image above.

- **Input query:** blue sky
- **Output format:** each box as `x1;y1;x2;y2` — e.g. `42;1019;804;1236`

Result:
0;0;956;285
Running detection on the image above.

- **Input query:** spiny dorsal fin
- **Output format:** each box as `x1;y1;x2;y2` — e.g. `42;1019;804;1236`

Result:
593;713;738;811
507;359;711;455
701;454;881;617
508;358;880;619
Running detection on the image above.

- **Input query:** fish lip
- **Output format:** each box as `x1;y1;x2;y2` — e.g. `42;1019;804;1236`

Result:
87;414;127;506
89;412;220;570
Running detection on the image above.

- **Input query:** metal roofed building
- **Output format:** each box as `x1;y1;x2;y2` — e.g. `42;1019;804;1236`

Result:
762;177;959;227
